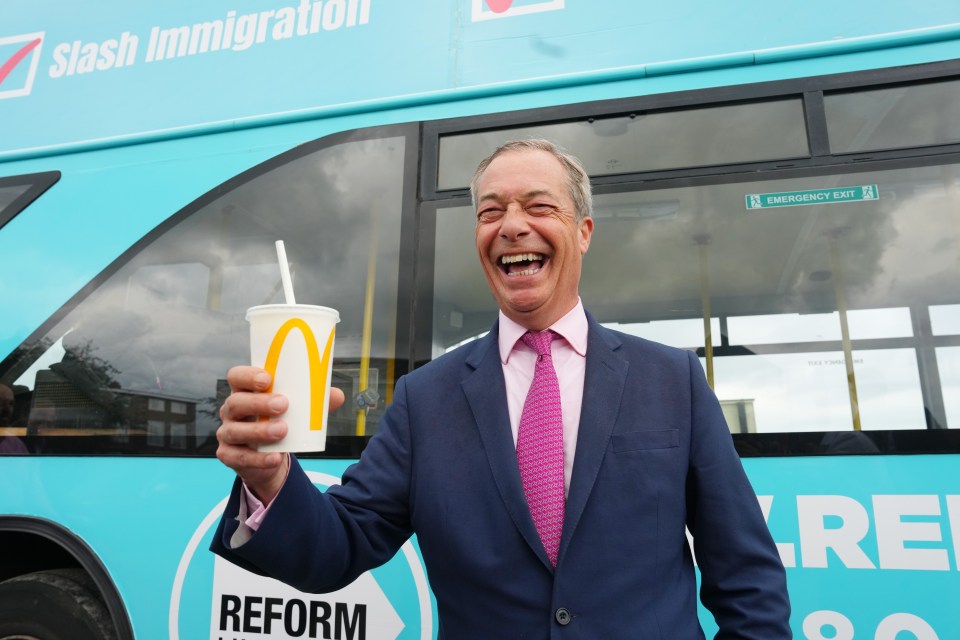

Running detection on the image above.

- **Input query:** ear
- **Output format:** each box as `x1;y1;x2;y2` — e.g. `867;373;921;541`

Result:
578;216;594;254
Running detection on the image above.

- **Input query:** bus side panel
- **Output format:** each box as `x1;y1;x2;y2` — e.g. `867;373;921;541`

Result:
735;455;960;640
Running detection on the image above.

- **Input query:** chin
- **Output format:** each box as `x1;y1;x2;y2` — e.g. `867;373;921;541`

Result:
504;300;548;318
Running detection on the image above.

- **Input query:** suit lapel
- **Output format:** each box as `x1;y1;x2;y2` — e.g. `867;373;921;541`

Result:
461;323;553;569
560;316;629;558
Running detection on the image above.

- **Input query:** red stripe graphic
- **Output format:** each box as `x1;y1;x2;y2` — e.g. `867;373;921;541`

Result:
0;38;42;88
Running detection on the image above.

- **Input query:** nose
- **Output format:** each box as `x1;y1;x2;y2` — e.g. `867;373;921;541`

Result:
498;203;530;241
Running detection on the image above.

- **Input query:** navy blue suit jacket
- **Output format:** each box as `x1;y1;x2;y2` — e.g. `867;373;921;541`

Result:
212;313;791;638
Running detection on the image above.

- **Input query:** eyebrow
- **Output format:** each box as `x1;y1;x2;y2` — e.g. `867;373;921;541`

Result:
478;188;556;204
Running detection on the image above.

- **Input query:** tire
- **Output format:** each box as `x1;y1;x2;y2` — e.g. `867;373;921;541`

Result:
0;569;117;640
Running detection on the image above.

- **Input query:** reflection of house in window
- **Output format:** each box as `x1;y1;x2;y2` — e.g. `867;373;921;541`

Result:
29;369;120;432
128;391;197;449
27;369;195;446
147;420;165;447
170;424;187;449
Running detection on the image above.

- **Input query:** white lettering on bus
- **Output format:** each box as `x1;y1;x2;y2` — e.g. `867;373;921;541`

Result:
803;610;939;640
48;32;138;78
798;495;877;569
46;1;374;79
874;495;950;570
145;0;372;63
758;494;960;571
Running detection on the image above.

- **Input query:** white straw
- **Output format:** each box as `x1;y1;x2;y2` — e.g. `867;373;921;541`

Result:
275;240;296;304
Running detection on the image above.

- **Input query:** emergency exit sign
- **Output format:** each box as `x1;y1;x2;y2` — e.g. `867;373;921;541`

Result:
745;185;878;209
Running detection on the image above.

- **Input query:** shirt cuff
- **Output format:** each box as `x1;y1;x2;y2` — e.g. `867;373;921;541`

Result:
237;453;291;534
241;484;271;531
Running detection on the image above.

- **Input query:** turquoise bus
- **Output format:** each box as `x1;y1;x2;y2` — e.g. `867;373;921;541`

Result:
2;1;959;638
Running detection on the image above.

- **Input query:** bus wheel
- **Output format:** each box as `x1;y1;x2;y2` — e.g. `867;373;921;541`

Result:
0;568;117;640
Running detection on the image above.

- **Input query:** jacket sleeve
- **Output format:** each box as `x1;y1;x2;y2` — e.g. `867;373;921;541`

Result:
684;351;792;639
209;375;416;593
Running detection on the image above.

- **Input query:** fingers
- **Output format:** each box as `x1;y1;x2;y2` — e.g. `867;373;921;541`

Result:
329;386;345;413
224;366;344;417
217;414;287;448
216;414;290;497
217;366;289;483
220;387;288;425
227;365;273;393
217;367;345;487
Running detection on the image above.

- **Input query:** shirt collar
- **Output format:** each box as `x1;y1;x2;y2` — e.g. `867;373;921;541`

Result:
499;298;589;364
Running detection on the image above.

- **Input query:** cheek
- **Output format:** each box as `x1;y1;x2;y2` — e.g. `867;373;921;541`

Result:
475;226;493;254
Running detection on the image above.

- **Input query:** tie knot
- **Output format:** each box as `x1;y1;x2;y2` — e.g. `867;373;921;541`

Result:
522;330;554;357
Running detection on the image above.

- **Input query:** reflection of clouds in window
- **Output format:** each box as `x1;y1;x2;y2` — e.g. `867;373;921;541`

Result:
224;138;405;354
56;267;256;414
853;173;960;307
126;263;210;309
581;182;901;314
220;264;286;311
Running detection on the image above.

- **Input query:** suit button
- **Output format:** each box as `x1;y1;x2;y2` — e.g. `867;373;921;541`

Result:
555;608;571;625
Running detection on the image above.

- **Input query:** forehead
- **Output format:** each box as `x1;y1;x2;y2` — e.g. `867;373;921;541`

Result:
476;149;568;198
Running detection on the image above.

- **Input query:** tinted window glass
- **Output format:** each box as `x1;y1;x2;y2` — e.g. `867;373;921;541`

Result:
0;185;28;211
438;100;808;189
825;79;960;153
0;134;408;455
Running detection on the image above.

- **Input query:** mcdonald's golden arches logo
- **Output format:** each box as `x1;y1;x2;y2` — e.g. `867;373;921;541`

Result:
259;317;335;431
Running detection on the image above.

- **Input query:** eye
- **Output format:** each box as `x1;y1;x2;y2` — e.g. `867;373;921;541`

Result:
477;207;504;222
526;203;555;215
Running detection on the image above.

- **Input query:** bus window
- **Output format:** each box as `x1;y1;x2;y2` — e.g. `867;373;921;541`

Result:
0;132;409;456
431;159;960;436
436;99;808;190
825;78;960;153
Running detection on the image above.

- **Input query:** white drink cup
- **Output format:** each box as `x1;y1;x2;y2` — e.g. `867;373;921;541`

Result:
246;304;340;452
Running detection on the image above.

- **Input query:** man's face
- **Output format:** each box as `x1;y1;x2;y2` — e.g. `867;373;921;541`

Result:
474;149;593;330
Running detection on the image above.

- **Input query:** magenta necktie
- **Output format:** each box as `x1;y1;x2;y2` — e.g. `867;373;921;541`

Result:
516;330;565;567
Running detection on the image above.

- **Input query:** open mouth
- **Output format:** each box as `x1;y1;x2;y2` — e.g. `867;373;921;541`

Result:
500;252;546;277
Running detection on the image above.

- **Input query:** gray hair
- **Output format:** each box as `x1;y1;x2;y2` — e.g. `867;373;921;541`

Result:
470;138;593;222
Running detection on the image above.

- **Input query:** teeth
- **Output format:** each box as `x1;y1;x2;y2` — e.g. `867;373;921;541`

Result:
508;267;540;277
500;253;544;265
